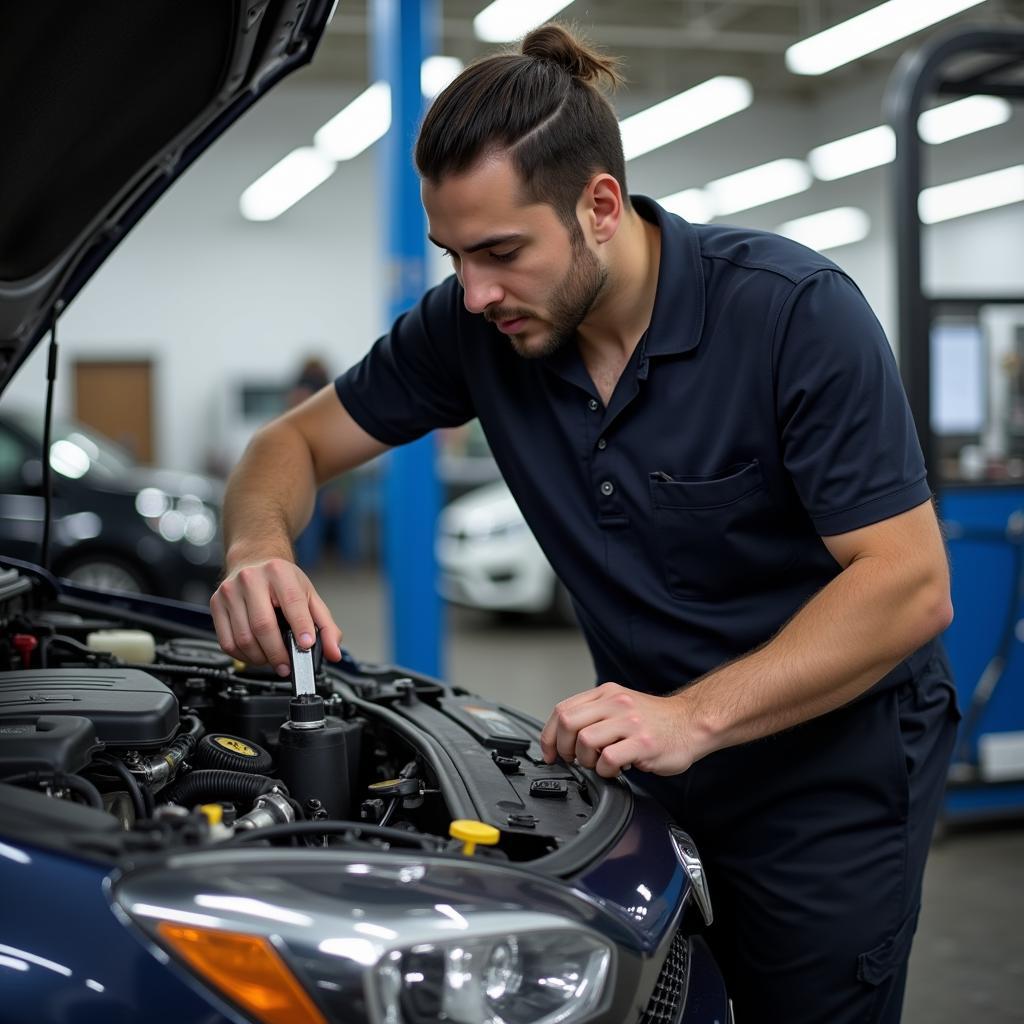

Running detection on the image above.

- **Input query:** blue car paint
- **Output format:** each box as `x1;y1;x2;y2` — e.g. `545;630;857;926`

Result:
0;564;729;1023
0;844;243;1024
685;937;732;1023
579;788;688;949
0;793;725;1024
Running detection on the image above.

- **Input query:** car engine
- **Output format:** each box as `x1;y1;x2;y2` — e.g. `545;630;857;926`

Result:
0;563;619;865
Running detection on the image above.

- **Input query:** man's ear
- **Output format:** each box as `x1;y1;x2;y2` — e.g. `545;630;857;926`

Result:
580;173;624;244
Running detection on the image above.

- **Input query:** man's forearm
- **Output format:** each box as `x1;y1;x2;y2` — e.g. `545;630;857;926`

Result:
222;421;319;571
677;551;952;760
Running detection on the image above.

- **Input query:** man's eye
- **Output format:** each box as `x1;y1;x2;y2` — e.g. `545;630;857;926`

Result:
443;249;459;262
490;250;518;263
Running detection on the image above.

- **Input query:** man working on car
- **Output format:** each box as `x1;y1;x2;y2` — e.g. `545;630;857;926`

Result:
212;23;958;1023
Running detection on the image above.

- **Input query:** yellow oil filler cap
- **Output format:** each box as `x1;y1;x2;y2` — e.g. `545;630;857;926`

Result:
449;820;500;856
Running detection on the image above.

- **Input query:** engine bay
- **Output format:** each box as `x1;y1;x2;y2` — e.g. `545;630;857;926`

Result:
0;564;625;869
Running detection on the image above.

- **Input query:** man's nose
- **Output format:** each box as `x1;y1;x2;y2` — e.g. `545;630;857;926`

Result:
461;266;504;315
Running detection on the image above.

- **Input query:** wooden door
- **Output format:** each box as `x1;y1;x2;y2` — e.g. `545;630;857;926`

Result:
73;360;155;464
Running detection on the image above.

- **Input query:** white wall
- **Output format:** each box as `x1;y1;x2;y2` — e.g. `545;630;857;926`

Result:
8;76;386;473
8;63;1022;472
624;68;1024;340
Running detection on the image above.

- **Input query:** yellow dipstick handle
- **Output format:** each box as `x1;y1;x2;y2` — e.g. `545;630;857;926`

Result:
199;803;223;826
449;819;500;856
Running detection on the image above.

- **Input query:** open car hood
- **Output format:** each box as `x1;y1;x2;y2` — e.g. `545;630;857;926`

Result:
0;0;335;393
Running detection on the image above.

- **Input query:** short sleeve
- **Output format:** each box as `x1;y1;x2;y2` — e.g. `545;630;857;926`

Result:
773;269;932;535
334;277;475;445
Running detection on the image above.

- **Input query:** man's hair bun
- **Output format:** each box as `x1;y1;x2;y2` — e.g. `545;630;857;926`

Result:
521;23;624;90
415;20;630;225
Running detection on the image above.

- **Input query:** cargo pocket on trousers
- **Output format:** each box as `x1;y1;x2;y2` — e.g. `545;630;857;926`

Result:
857;904;920;986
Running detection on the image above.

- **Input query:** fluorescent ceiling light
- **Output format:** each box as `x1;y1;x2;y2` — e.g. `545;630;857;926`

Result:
239;148;335;221
620;77;753;161
785;0;989;76
657;188;714;223
918;94;1012;144
706;158;812;216
919;165;1024;224
422;55;464;99
808;95;1011;180
808;125;895;181
776;207;870;251
474;0;575;43
314;82;391;161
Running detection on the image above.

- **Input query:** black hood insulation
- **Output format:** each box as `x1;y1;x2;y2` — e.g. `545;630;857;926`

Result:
0;1;235;281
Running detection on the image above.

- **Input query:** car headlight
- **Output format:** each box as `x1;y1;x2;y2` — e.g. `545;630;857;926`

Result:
116;851;616;1024
135;487;218;546
441;515;530;542
484;519;529;540
372;925;610;1024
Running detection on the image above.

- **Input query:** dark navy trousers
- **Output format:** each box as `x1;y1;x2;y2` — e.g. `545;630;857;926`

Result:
646;650;959;1023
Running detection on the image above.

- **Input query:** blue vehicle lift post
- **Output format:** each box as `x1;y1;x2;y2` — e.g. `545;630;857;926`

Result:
373;0;444;677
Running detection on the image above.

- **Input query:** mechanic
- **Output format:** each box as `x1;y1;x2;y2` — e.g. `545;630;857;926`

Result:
212;23;959;1023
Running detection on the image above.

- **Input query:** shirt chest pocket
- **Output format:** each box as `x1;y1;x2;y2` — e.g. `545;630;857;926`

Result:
648;460;786;600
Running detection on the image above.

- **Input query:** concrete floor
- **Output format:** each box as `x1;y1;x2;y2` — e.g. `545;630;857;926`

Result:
311;564;1024;1023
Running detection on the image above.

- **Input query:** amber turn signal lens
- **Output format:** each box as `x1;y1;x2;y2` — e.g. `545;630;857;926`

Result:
156;922;327;1024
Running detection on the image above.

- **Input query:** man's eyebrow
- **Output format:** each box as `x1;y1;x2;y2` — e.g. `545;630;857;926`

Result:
427;233;524;254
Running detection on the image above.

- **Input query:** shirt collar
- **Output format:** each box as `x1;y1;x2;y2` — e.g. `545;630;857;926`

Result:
631;195;705;357
541;195;705;381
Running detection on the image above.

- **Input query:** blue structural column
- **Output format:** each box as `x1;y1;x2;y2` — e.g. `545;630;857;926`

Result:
373;0;443;676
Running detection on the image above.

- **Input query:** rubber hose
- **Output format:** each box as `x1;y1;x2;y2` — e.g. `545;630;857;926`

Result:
168;714;204;760
1;771;104;810
120;662;291;691
95;755;147;821
162;770;282;808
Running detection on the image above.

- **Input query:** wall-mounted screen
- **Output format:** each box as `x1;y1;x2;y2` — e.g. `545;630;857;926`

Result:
931;322;986;436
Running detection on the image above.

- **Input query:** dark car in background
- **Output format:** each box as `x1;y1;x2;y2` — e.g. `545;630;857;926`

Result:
0;3;730;1023
0;409;222;602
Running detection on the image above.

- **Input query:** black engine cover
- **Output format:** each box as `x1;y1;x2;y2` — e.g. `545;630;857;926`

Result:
0;716;101;774
0;669;178;747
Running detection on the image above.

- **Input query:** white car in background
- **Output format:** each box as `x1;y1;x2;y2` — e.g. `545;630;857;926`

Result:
436;480;574;621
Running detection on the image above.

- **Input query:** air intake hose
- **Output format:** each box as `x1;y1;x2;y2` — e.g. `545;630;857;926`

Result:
163;770;283;808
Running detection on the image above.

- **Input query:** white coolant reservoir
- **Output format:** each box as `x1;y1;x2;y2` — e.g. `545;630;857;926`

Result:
86;629;156;664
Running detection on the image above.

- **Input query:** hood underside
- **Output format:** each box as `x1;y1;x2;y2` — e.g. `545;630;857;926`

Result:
0;0;334;390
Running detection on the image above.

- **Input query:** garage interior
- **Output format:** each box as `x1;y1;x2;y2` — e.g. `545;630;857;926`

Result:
3;1;1024;1022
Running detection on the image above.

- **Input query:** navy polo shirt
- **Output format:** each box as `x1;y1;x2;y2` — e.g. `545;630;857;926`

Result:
336;196;934;694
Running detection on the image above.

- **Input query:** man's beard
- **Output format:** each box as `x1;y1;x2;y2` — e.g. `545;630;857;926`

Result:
493;239;608;360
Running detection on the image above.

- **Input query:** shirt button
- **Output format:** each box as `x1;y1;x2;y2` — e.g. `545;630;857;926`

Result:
597;438;607;450
588;399;599;411
600;481;614;496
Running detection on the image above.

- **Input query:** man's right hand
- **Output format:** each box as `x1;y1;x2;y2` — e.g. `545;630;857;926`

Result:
212;388;388;677
210;557;344;677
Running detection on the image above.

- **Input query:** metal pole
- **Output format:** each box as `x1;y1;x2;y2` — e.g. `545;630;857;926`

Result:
373;0;443;676
885;26;1024;488
885;42;932;481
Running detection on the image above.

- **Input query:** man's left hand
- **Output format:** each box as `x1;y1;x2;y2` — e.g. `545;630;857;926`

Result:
539;682;698;778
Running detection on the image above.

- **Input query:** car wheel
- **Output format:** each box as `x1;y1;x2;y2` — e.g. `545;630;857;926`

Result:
60;557;149;594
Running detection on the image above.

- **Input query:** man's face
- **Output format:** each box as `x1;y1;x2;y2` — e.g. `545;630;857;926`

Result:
421;155;607;359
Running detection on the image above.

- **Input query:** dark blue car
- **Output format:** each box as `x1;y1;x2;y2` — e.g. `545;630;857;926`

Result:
0;408;223;602
0;3;730;1022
